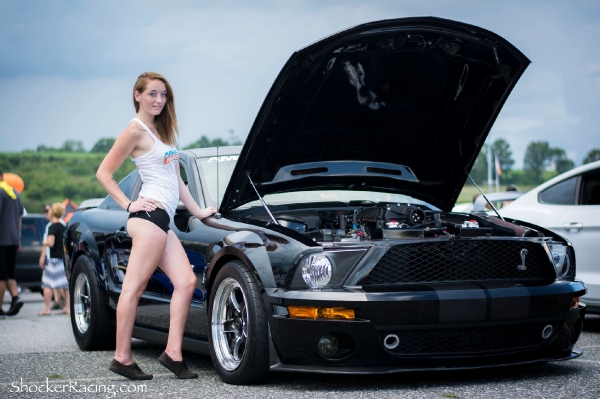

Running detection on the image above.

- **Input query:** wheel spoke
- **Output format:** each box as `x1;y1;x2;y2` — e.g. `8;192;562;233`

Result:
229;290;241;313
231;334;244;361
222;319;237;333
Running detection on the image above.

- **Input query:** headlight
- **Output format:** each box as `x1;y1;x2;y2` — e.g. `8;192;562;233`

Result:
548;245;571;279
302;255;332;288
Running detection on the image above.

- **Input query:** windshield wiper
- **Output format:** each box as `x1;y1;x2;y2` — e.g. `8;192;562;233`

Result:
246;171;279;225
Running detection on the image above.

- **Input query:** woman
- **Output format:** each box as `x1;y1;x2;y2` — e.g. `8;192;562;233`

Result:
38;204;70;316
97;72;216;380
38;203;69;316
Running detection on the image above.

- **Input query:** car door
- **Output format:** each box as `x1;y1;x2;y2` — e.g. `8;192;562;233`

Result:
553;170;600;308
15;216;45;289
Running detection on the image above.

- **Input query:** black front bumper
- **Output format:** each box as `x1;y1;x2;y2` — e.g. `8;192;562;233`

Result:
264;281;586;373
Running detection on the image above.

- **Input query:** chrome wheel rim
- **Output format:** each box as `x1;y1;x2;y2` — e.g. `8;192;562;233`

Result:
211;277;248;371
73;273;91;333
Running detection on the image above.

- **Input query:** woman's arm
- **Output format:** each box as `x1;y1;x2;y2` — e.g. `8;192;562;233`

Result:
96;124;155;213
43;235;55;248
96;126;140;210
176;163;217;220
38;243;47;268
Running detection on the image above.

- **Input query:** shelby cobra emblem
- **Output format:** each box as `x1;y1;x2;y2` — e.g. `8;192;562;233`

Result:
517;248;528;271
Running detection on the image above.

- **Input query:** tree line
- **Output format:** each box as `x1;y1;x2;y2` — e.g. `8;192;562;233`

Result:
4;135;599;212
27;132;243;155
4;134;243;213
469;139;600;186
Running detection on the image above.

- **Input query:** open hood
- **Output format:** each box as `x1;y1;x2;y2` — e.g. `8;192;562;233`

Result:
221;17;530;213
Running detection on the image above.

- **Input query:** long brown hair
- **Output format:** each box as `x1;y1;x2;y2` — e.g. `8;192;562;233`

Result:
133;72;179;145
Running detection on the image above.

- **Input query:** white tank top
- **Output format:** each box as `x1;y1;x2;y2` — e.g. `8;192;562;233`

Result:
130;118;180;218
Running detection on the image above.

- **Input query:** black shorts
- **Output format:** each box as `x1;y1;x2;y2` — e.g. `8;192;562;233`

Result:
128;208;170;233
0;245;18;281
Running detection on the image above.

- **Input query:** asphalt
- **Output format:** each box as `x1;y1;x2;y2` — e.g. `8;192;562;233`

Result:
1;290;599;399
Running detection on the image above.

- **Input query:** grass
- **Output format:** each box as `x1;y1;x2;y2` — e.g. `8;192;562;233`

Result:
47;373;64;379
443;394;460;399
457;184;535;204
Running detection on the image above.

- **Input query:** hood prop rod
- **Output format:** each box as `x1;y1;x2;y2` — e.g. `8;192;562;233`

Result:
466;172;505;221
246;171;279;225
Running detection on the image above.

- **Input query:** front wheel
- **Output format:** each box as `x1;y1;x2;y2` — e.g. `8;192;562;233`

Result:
209;260;270;384
69;255;115;350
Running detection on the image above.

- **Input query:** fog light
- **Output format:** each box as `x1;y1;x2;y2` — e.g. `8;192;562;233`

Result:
571;297;580;310
318;334;339;357
288;306;355;319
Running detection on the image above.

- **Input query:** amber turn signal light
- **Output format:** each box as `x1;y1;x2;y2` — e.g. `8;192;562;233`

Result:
571;297;580;309
287;306;355;320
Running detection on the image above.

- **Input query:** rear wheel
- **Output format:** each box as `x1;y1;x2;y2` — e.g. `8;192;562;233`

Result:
209;260;270;384
70;256;115;350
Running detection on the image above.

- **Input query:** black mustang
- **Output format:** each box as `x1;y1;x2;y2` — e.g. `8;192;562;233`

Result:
64;17;586;385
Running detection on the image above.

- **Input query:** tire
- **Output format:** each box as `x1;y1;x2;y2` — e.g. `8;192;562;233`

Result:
208;260;270;384
69;255;116;350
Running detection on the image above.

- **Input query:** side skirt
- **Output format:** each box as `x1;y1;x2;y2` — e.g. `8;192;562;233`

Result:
132;325;211;356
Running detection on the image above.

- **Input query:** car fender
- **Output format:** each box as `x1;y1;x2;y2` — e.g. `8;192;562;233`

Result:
206;230;277;296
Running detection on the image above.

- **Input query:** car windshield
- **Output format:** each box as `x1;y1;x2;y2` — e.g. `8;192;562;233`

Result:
196;154;239;208
196;154;436;210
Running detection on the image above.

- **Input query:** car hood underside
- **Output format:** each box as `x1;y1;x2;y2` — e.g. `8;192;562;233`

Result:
222;17;530;213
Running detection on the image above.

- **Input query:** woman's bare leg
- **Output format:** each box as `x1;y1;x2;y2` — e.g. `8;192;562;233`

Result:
61;288;70;314
158;230;197;361
39;287;52;314
113;218;167;365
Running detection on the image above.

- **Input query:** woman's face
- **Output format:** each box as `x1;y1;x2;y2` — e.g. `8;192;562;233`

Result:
135;79;167;116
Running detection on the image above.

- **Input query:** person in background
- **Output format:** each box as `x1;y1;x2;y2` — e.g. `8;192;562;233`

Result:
39;204;66;314
0;168;25;319
38;203;69;316
97;72;216;380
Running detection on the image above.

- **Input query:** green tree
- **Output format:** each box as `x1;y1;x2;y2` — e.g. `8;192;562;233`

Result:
61;140;85;152
551;148;574;174
90;138;116;153
468;148;488;185
583;148;600;164
184;136;230;149
524;141;552;184
491;138;514;175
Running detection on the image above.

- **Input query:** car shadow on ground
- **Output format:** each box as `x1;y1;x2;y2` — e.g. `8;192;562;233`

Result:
179;351;582;391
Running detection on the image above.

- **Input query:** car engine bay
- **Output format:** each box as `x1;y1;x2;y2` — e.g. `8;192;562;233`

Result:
238;202;542;243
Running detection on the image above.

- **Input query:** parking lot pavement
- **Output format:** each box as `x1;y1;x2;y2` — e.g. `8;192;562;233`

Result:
1;290;599;398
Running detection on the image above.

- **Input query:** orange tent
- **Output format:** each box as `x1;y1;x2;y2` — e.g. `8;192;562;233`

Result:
62;199;78;223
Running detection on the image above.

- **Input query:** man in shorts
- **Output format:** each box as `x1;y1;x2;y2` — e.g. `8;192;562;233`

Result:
0;168;25;318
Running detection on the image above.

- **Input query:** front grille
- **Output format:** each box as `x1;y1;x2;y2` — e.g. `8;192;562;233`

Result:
378;321;560;356
361;240;554;286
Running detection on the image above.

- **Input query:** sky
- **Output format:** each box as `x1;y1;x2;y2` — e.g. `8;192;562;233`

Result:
1;0;599;168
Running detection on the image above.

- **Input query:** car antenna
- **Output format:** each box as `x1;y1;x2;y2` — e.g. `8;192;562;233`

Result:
465;172;505;221
214;146;222;219
246;171;279;225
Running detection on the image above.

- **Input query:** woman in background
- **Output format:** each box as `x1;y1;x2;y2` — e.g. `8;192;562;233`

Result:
96;72;216;380
38;203;69;316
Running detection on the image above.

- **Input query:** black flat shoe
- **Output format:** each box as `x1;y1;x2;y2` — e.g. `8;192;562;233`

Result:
6;299;23;316
109;359;153;380
158;351;198;379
